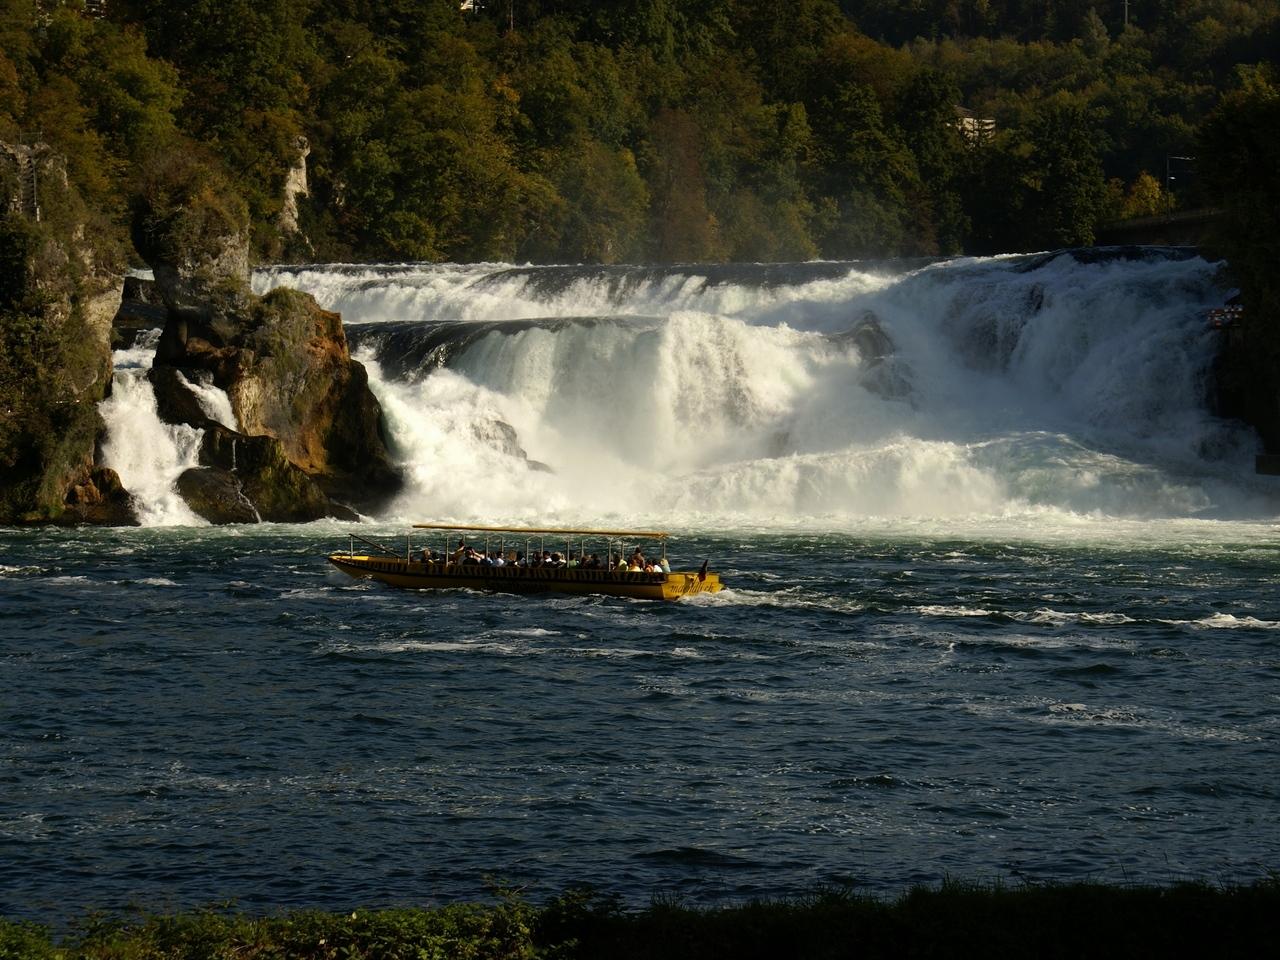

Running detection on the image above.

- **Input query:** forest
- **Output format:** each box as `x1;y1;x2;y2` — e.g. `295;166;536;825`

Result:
0;0;1278;266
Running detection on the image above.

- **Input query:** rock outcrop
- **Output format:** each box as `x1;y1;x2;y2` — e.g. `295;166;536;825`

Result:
192;425;357;522
833;312;913;402
277;136;310;239
134;150;400;522
0;141;136;525
112;276;168;349
60;464;136;526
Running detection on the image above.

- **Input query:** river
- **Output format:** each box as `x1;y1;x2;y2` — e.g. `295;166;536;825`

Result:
2;250;1278;920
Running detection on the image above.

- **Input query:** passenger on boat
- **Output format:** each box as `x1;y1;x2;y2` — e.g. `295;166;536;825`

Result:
515;551;526;566
615;556;628;571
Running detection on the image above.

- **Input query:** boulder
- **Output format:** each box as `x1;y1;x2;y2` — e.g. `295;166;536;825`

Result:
175;466;259;524
836;311;895;364
471;417;554;472
58;466;138;526
149;364;214;427
832;311;914;403
473;418;528;460
154;287;399;513
199;425;359;522
226;288;399;506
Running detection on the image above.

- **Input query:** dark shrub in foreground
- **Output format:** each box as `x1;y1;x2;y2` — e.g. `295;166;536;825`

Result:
2;880;1277;959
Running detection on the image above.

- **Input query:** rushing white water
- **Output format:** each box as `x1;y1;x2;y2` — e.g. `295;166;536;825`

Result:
99;331;207;526
254;251;1275;528
175;369;238;430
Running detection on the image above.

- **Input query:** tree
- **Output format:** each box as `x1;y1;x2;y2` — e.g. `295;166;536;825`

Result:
1199;68;1280;311
644;107;719;261
1020;95;1108;248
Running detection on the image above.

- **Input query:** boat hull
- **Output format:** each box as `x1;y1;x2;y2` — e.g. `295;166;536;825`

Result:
328;555;723;600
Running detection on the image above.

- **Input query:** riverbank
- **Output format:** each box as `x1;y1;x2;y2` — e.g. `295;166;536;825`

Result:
3;881;1277;958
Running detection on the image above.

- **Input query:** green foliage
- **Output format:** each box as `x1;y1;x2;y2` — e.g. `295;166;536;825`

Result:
0;0;1275;265
960;95;1107;253
3;880;1278;958
1120;171;1165;218
63;901;540;959
1020;96;1109;247
130;143;249;309
0;917;59;960
1199;67;1280;343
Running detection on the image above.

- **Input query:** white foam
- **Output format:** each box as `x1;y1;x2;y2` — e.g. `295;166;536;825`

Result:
1184;613;1280;630
175;369;238;430
0;564;43;577
99;332;205;526
911;605;995;618
259;255;1272;527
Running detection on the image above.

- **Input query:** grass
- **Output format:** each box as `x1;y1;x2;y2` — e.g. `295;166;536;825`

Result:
2;879;1278;959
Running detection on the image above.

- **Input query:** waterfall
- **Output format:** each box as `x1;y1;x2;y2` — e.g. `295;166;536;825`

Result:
92;250;1248;527
175;369;238;431
254;250;1267;526
98;331;207;526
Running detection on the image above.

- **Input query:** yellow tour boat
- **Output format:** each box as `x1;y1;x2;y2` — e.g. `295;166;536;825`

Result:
328;523;723;601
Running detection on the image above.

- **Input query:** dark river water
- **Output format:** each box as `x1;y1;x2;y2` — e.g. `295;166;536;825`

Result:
2;520;1278;921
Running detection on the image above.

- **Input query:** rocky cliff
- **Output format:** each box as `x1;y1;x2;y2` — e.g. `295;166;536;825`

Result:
0;143;134;525
134;152;400;523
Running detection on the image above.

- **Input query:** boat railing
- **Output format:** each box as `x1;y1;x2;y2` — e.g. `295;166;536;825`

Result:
346;531;403;559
